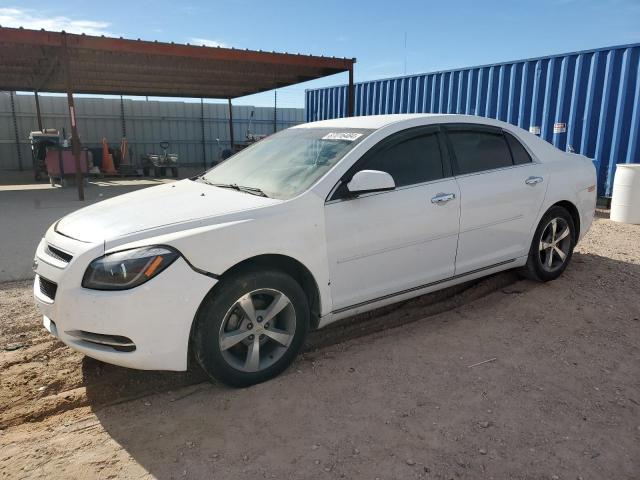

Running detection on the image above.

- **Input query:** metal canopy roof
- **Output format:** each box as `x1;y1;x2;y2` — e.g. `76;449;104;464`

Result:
0;27;355;98
0;26;356;200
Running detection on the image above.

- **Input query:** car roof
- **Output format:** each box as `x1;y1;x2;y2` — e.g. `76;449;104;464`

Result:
293;113;514;131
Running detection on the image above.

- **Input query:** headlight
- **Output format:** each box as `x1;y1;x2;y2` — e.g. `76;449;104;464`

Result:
82;246;179;290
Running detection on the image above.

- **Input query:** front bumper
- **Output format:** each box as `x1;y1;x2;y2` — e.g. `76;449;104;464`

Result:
33;227;216;371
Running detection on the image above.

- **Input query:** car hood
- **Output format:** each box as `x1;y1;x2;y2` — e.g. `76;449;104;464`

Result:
55;179;281;243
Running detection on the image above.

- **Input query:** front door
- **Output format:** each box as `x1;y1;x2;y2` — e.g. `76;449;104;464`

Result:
324;127;461;312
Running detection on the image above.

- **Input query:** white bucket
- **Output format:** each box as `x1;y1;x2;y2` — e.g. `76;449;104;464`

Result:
610;164;640;224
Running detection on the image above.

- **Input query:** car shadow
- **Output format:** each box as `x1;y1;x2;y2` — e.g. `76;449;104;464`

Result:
82;269;520;410
83;251;639;478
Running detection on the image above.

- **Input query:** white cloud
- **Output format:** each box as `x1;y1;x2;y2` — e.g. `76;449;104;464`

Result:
189;37;229;48
0;7;113;36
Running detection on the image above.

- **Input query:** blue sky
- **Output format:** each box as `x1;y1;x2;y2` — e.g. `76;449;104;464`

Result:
2;0;639;108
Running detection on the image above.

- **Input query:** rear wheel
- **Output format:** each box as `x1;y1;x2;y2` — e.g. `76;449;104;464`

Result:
193;269;309;387
522;206;575;282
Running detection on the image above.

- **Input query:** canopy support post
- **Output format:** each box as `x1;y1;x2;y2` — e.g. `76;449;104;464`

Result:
348;64;355;117
201;98;207;169
61;32;84;201
9;91;23;171
34;91;43;131
228;98;234;151
119;95;127;137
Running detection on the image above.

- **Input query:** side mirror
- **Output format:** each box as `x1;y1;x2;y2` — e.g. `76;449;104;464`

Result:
347;170;395;194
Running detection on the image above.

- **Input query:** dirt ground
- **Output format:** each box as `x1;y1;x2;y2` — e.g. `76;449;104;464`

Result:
1;213;639;479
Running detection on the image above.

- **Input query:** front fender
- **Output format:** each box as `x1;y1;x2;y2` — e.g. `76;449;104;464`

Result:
104;195;333;316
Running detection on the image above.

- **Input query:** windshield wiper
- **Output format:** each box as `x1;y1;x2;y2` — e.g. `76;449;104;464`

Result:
193;175;217;186
235;185;269;197
205;181;269;197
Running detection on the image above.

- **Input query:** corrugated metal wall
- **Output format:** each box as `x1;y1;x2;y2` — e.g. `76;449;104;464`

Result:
306;44;640;197
0;93;304;171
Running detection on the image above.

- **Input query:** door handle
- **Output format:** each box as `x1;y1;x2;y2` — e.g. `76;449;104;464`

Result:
525;176;544;186
430;192;456;204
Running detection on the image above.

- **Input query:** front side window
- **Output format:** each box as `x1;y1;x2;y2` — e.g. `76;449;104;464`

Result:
448;130;513;175
200;127;373;200
361;133;444;187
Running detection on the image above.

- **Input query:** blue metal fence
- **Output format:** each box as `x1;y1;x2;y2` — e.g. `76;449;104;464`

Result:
305;44;640;197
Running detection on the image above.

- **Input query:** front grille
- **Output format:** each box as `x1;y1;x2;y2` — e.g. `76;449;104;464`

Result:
66;330;136;352
46;244;73;263
39;276;58;300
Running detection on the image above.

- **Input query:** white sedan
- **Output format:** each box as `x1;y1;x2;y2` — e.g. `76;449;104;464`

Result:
33;114;596;386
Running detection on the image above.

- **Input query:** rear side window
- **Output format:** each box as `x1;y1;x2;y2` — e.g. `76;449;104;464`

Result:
362;133;443;187
448;130;513;175
505;132;533;165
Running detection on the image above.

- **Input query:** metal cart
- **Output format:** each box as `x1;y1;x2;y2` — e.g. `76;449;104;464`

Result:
143;141;178;178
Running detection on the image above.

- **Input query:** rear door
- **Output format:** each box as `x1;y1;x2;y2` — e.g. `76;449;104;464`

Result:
324;127;460;312
443;125;548;274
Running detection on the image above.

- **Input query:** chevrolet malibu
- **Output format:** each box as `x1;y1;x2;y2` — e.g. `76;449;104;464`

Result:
33;114;596;386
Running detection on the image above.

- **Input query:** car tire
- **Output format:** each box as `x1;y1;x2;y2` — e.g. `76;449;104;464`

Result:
522;205;576;282
193;269;309;387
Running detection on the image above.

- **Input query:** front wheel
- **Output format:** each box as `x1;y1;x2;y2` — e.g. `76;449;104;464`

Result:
193;269;309;387
522;206;575;282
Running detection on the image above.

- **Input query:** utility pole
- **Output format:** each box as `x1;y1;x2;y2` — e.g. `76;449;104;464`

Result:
404;31;407;75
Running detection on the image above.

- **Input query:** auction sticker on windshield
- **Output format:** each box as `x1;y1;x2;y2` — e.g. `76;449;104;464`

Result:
322;132;363;141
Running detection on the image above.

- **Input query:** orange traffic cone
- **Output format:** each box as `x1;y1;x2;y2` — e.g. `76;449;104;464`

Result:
101;137;117;174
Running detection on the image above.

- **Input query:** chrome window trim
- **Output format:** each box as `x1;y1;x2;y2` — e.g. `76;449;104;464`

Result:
324;121;543;203
451;161;538;180
324;176;457;205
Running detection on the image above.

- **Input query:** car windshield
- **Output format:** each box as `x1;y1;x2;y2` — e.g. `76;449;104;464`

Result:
199;127;373;200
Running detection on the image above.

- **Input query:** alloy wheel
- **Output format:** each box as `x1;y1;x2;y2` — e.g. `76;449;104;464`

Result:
538;217;571;272
218;289;296;373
